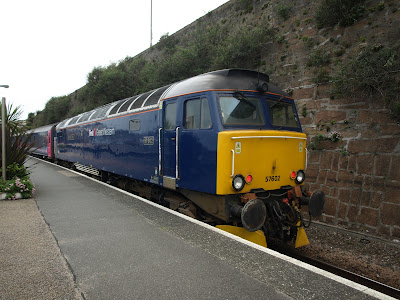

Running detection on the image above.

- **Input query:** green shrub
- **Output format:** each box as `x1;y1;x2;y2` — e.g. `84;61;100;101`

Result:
235;0;253;14
312;69;331;84
277;4;293;21
214;25;273;69
315;0;366;28
0;163;29;180
332;46;400;120
303;36;316;49
307;49;330;67
157;33;179;54
377;2;385;11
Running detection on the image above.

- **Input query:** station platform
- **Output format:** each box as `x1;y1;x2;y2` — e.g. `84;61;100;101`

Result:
2;157;393;299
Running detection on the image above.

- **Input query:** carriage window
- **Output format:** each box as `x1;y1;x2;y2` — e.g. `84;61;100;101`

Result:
184;98;211;129
164;102;176;130
267;100;299;128
219;96;264;125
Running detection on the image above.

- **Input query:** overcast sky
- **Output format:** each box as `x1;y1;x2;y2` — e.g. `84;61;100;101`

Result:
0;0;229;120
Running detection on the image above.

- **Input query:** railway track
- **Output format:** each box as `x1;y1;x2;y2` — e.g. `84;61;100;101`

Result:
269;243;400;299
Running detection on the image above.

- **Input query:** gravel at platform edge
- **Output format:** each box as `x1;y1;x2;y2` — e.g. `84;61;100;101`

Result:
275;223;400;289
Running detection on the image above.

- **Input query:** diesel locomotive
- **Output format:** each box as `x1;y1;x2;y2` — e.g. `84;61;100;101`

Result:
29;69;325;247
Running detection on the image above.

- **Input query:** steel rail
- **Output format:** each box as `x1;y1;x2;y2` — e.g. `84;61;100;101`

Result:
269;244;400;299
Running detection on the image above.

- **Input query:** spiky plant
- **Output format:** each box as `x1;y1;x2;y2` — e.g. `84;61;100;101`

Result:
0;103;33;179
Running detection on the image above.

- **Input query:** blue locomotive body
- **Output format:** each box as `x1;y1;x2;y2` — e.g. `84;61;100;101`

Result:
56;90;219;194
56;110;160;184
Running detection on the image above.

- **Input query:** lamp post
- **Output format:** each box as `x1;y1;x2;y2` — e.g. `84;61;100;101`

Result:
150;0;153;47
1;85;9;182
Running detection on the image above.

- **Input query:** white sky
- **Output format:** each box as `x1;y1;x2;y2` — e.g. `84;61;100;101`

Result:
0;0;229;120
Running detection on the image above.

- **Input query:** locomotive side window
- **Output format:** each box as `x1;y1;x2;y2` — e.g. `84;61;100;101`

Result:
129;119;141;131
201;98;212;129
184;98;212;129
165;103;177;130
267;101;299;128
219;96;264;125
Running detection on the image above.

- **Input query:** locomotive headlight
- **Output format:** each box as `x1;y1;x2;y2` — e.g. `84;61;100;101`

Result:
232;175;245;191
295;170;306;184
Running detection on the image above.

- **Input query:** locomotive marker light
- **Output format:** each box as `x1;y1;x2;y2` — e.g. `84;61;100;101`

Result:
256;82;269;93
245;174;253;184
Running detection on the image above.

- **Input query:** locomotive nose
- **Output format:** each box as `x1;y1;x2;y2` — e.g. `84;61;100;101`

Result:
230;199;267;232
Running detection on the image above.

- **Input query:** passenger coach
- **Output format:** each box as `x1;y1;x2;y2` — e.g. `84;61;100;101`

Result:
27;124;57;158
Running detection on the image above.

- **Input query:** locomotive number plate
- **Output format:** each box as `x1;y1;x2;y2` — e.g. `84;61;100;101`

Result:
144;136;154;145
265;175;280;182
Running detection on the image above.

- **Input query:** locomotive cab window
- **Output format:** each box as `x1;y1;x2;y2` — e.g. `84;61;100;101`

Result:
184;97;212;129
219;95;264;126
267;100;299;128
164;102;177;130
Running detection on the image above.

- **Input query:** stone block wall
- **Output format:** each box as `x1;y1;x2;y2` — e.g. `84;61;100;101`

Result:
295;84;400;238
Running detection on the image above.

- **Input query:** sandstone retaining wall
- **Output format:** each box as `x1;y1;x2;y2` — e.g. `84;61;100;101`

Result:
296;84;400;238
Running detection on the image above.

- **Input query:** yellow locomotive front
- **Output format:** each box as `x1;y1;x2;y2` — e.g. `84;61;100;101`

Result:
217;130;307;194
214;91;325;247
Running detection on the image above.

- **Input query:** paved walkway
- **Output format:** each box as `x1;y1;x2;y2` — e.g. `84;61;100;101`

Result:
0;199;81;299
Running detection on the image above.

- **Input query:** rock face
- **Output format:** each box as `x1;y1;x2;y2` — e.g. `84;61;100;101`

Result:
141;0;400;238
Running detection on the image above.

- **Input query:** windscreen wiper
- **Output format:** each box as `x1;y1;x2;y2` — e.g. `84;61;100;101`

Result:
270;95;285;108
233;91;256;108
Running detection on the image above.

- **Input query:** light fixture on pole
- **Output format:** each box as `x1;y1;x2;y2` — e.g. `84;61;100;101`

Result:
1;84;9;182
150;0;153;47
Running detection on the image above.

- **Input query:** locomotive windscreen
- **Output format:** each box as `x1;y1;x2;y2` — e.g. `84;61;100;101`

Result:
219;96;265;125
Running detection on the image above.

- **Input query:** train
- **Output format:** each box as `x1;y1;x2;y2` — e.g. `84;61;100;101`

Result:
28;69;325;248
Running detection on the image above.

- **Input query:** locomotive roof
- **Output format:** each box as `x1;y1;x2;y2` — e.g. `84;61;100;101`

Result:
164;69;284;99
57;69;288;129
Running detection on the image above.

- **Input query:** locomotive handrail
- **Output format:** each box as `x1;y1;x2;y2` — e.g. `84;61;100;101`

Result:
231;149;235;177
158;128;162;175
231;136;307;140
176;127;180;179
